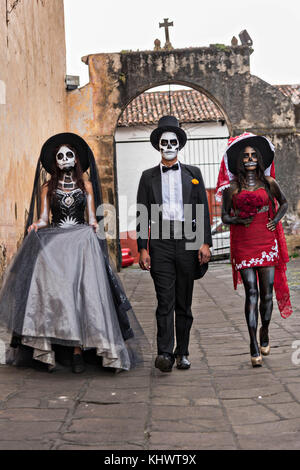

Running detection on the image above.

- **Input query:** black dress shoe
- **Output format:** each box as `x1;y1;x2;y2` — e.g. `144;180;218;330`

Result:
72;354;86;374
155;354;174;372
176;355;191;370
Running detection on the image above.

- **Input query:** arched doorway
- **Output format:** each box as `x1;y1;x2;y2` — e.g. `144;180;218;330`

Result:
115;83;230;264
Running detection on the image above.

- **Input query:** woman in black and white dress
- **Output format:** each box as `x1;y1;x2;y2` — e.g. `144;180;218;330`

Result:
0;133;144;373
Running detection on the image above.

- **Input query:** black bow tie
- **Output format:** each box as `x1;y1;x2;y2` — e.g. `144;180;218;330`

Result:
162;163;179;173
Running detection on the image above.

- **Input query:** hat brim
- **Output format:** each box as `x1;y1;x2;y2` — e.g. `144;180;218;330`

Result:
150;126;187;151
227;136;274;175
40;133;91;174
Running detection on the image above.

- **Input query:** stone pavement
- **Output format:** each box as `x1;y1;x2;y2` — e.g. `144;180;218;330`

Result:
0;258;299;450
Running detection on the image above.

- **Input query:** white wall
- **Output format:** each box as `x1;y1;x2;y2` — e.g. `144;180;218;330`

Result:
115;122;229;233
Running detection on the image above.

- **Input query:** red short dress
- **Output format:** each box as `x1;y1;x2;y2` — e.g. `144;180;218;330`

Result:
229;187;292;319
231;188;279;271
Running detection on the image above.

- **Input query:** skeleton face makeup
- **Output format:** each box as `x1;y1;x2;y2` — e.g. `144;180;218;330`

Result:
159;132;179;161
243;146;258;171
56;145;76;171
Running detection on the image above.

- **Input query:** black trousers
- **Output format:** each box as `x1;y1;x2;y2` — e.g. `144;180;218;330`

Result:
149;236;198;357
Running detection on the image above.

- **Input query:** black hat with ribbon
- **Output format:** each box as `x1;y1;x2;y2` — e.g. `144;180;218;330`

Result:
226;133;274;175
40;132;91;174
25;133;102;236
150;116;187;151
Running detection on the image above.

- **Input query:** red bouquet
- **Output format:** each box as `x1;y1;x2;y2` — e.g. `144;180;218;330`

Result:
236;192;264;222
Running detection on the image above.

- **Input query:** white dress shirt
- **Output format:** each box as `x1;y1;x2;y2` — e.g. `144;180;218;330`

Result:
160;161;184;221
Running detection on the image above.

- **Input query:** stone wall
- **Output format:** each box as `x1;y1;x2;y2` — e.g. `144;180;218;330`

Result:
271;133;300;214
0;0;67;265
67;78;120;260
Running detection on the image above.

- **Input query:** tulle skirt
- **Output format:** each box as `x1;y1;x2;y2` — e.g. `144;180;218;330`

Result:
0;224;141;371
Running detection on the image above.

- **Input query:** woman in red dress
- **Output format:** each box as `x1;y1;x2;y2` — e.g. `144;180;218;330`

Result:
218;133;292;367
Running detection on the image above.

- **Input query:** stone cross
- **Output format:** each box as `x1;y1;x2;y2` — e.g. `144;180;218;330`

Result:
159;18;174;50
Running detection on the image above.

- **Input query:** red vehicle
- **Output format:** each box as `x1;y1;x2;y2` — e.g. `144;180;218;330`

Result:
121;248;135;268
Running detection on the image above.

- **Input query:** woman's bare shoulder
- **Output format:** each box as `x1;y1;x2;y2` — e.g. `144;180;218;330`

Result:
265;175;275;184
222;181;238;201
84;180;93;192
41;181;49;193
265;175;278;191
229;181;239;194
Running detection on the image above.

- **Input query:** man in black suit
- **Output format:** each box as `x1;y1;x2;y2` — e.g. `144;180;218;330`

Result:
136;116;212;372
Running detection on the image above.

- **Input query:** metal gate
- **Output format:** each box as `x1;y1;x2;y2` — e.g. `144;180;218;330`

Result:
182;136;230;259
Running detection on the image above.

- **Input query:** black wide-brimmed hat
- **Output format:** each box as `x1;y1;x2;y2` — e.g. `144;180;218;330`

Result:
226;134;274;175
150;116;187;151
40;132;91;174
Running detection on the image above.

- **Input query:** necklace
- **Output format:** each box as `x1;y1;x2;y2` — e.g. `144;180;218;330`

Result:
57;171;77;190
244;170;258;188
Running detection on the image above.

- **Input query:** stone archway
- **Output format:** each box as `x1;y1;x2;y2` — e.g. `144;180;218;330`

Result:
67;44;300;262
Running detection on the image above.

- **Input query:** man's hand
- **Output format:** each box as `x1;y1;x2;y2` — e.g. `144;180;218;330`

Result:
139;249;151;271
198;244;211;265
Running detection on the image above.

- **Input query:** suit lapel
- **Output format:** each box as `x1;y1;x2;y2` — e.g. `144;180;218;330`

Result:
180;163;193;205
151;162;193;206
151;164;162;205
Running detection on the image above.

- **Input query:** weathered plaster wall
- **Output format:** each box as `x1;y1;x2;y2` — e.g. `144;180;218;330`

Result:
271;134;300;213
67;75;120;258
0;0;67;265
67;46;300;261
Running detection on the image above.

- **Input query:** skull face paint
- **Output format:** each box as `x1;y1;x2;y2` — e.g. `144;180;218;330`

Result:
56;145;76;171
243;146;258;171
159;132;179;161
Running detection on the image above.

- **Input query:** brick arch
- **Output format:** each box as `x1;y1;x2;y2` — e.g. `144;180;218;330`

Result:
114;79;232;136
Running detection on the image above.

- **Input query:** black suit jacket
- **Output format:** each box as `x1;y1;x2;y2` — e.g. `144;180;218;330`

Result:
136;162;212;278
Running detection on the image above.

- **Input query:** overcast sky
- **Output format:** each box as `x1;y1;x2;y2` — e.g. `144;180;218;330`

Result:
64;0;300;88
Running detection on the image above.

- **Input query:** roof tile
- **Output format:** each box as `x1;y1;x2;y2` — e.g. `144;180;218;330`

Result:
118;90;224;127
275;84;300;105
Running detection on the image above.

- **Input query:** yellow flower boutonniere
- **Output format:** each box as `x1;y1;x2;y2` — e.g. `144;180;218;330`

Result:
191;178;199;185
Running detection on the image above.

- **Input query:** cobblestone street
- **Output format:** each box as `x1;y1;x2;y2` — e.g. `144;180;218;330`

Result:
0;259;299;450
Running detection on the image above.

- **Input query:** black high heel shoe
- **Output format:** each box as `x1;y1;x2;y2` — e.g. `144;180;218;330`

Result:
251;355;262;367
250;343;262;368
